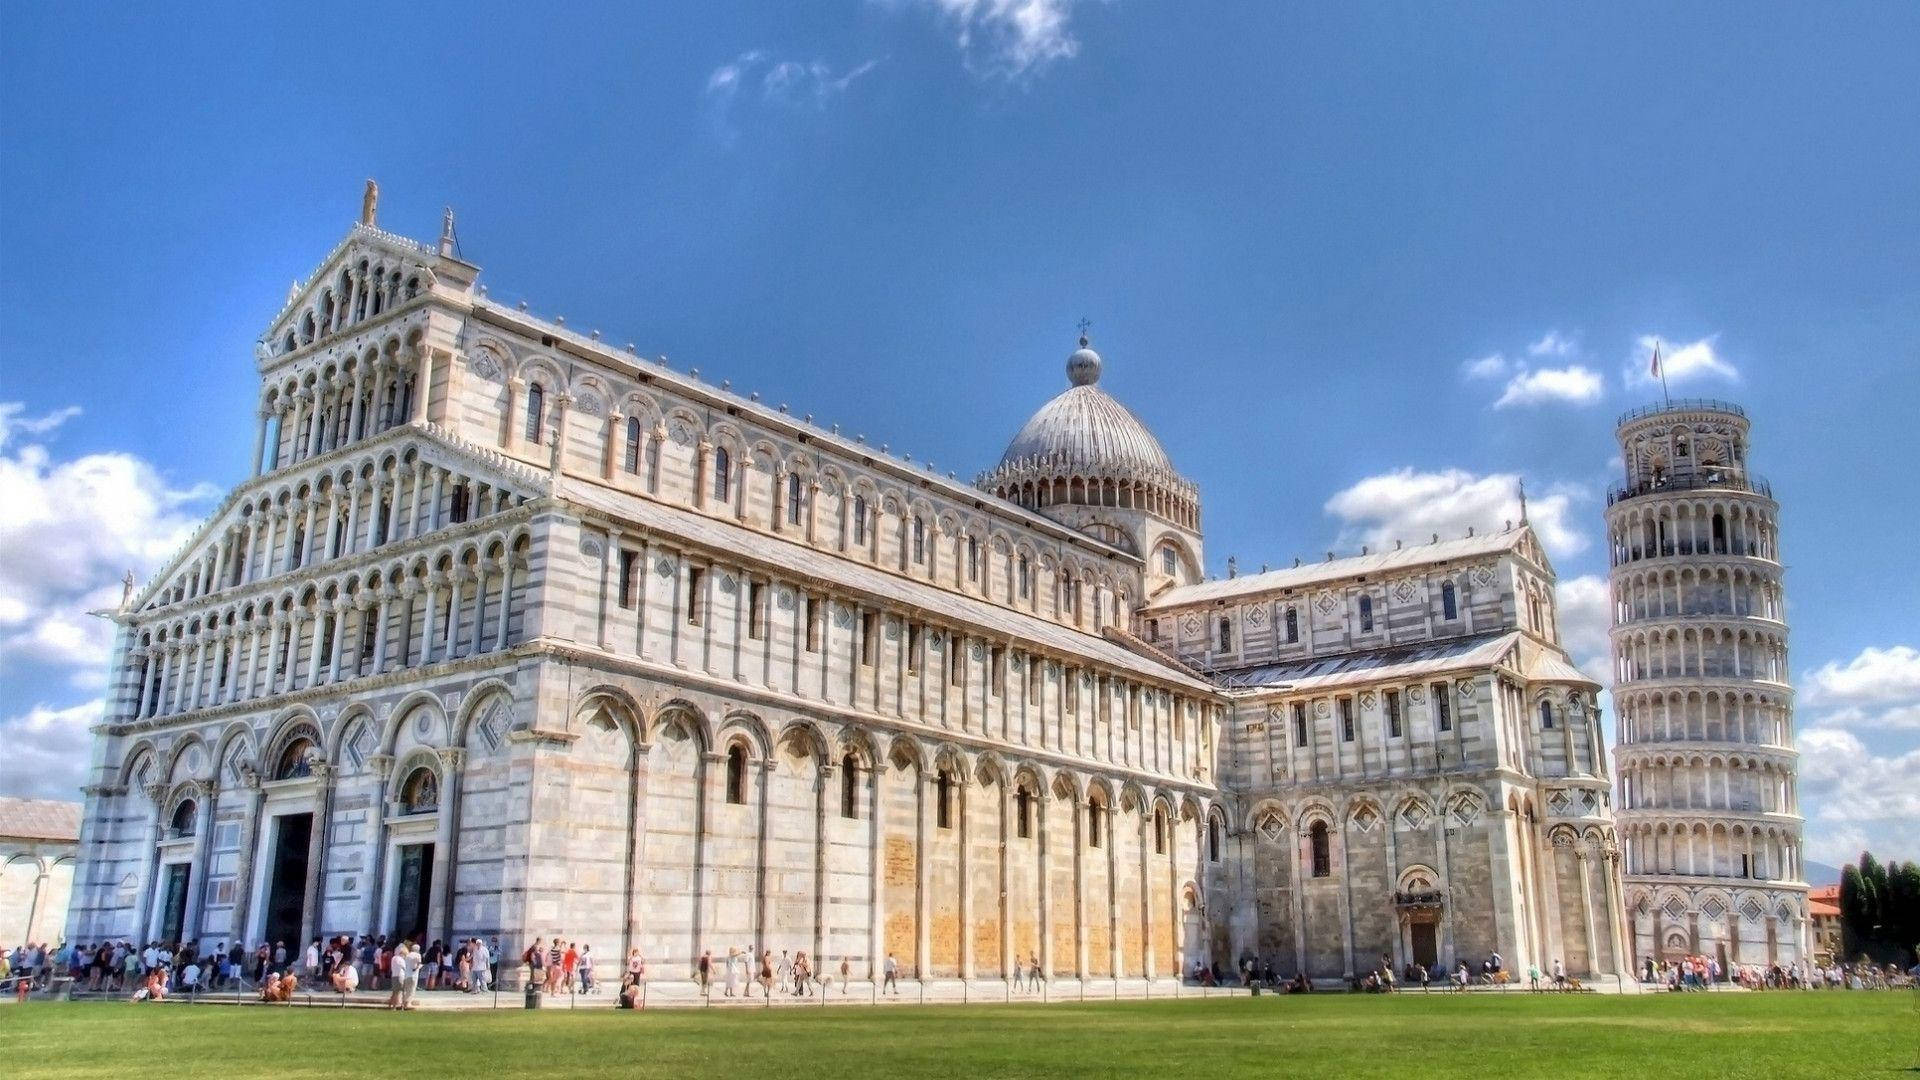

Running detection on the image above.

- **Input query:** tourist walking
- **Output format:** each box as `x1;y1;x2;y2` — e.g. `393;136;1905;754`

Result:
698;949;713;996
724;948;740;997
883;953;900;995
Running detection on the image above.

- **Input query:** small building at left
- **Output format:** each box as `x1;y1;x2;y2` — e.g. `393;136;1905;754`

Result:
1;796;81;947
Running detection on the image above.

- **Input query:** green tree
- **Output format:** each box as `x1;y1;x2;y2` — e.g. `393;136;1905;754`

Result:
1839;863;1870;958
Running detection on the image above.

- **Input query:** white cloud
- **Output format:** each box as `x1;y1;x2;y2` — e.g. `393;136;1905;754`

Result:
896;0;1089;79
1460;331;1602;409
0;402;82;443
0;403;218;679
1323;467;1588;559
763;58;883;105
0;699;101;800
1803;644;1920;731
705;50;882;141
1627;333;1739;389
1461;353;1512;381
1796;727;1920;865
1493;365;1605;409
1527;331;1575;358
1555;574;1613;686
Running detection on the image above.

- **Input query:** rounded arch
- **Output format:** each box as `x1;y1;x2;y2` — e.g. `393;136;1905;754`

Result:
451;678;519;748
886;732;928;774
117;740;161;789
1245;797;1289;834
653;699;715;754
835;725;882;768
715;710;775;761
162;732;211;784
773;716;828;764
263;712;326;776
380;690;449;755
1396;864;1440;892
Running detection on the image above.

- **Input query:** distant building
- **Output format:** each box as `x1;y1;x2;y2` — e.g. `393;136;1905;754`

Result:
0;796;81;947
1807;884;1841;965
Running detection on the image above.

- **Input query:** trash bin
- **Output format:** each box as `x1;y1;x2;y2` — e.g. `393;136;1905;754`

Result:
1250;985;1261;997
524;983;542;1009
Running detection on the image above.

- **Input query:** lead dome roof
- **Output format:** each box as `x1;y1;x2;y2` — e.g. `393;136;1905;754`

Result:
993;338;1176;477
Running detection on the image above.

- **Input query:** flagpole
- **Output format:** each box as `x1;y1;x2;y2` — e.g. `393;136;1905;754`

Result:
1654;342;1670;405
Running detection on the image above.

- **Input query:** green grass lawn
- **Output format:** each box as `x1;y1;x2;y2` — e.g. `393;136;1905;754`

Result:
2;993;1915;1079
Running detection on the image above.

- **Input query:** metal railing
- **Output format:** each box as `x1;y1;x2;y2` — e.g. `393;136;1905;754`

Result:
1617;399;1747;426
1607;471;1771;506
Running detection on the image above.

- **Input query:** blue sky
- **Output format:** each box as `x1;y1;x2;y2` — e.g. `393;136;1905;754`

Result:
2;2;1916;868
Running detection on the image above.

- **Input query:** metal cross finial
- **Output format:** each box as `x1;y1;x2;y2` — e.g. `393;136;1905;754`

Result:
1076;317;1092;344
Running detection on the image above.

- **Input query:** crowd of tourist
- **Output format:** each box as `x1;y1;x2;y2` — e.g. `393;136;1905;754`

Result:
9;934;1916;1007
0;934;510;1004
1641;955;1919;991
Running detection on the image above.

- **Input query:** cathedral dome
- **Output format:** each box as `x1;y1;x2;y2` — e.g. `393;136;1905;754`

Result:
979;335;1198;533
996;341;1174;477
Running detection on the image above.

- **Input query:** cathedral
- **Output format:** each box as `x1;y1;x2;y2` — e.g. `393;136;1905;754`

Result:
65;199;1632;991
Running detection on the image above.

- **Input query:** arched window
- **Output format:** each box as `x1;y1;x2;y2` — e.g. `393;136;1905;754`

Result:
1153;807;1168;854
712;447;732;502
852;495;868;546
840;753;860;819
274;737;317;780
1160;546;1177;575
624;417;642;473
169;799;197;838
1310;821;1331;877
1015;786;1033;839
935;770;953;830
725;744;747;805
398;766;439;815
1017;555;1031;599
1208;817;1221;862
1285;606;1298;643
1359;595;1374;633
1441;581;1458;621
1217;617;1232;652
1539;700;1555;730
967;536;980;581
1087;798;1104;848
525;382;545;444
912;516;926;564
1712;513;1727;554
786;472;803;525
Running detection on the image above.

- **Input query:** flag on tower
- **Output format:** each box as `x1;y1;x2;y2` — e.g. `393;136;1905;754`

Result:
1649;342;1661;378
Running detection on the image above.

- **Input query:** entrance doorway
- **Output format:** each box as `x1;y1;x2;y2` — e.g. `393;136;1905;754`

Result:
393;843;435;943
158;864;191;945
1410;922;1438;969
264;813;312;951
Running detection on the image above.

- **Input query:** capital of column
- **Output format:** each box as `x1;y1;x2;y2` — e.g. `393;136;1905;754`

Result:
367;753;395;781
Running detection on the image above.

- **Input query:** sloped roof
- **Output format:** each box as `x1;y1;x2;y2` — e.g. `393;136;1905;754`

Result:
1146;530;1528;610
1214;631;1521;692
561;482;1219;695
0;796;82;842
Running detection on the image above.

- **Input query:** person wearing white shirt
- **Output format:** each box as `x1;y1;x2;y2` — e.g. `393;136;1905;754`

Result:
303;940;320;979
469;939;491;994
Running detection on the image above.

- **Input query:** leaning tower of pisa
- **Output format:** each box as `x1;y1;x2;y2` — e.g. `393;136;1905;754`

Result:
1606;399;1808;973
